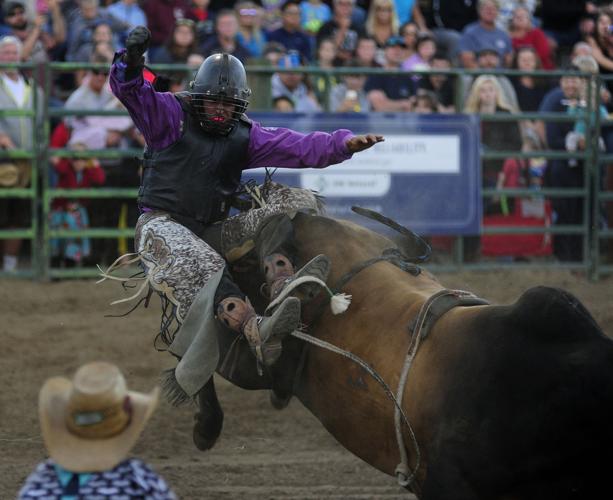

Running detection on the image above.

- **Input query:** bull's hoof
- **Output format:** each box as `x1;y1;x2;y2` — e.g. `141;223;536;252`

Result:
269;389;292;410
192;411;223;451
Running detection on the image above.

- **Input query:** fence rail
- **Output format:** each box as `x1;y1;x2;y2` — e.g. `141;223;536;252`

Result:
0;62;611;279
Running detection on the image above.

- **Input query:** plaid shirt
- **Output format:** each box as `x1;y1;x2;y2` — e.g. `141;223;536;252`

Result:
18;458;177;499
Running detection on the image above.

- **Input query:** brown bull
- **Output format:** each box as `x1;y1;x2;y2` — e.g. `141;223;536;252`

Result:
199;212;613;500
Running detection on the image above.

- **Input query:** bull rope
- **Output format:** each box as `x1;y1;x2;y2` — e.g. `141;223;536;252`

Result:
288;328;422;487
294;283;485;489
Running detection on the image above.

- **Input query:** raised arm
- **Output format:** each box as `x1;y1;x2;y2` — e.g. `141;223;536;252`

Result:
109;27;183;151
246;120;383;169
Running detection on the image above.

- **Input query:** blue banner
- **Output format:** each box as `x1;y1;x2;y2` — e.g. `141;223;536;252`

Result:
246;113;481;235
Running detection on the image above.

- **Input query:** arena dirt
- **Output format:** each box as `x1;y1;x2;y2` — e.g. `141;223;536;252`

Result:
2;269;612;499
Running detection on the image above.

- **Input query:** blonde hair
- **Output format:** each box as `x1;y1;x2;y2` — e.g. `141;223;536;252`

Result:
366;0;399;36
464;74;513;113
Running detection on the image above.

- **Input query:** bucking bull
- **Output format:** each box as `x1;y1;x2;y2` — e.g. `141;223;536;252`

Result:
104;195;613;500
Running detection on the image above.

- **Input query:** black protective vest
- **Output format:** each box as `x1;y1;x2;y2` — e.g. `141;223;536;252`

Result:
138;94;251;225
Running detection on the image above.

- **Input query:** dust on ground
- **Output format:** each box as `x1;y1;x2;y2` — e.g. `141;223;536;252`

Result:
1;269;611;499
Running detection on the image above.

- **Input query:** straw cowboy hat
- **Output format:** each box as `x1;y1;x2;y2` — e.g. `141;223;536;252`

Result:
39;361;159;472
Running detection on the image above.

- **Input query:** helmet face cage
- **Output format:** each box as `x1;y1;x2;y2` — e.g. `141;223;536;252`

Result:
191;92;249;136
190;53;251;136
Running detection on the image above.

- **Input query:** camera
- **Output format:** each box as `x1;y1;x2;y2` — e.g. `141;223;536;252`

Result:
345;89;358;100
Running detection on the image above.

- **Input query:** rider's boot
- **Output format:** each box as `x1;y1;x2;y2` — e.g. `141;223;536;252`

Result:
263;252;331;312
216;295;300;368
254;213;331;311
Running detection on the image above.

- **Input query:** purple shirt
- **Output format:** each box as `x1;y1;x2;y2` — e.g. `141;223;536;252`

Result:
109;54;354;169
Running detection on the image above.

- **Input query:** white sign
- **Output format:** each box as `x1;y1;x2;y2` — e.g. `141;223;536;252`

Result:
300;172;391;197
335;134;460;173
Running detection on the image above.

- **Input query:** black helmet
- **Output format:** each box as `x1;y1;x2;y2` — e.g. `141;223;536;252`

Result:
189;53;251;136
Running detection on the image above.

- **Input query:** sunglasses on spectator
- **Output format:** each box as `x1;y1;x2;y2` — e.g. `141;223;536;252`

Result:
92;69;109;76
239;8;258;16
376;6;392;11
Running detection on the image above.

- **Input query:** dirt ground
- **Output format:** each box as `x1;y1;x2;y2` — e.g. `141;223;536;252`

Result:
1;269;612;499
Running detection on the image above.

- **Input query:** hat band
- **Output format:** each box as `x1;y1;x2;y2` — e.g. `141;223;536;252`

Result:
66;396;133;439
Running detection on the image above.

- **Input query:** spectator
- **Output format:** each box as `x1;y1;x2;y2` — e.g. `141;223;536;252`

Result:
106;0;147;32
511;46;551;133
65;53;116;122
186;0;214;44
72;21;116;63
271;51;321;110
585;10;613;92
572;41;593;59
365;0;400;66
464;74;522;195
317;0;367;65
496;0;536;32
410;88;439;113
300;0;332;35
259;0;285;31
508;5;554;70
18;361;176;499
142;0;190;60
484;127;552;259
65;0;129;62
564;55;608;167
423;0;478;62
402;31;436;73
364;35;414;111
328;58;371;112
393;0;428;28
495;128;547;216
235;1;267;59
151;18;199;64
200;9;251;62
355;35;380;66
0;36;41;273
312;38;338;106
462;46;519;111
272;94;295;111
50;140;105;267
458;0;513;69
399;21;418;62
1;0;66;64
266;0;312;62
187;0;211;25
537;67;583;261
417;51;456;112
262;40;287;65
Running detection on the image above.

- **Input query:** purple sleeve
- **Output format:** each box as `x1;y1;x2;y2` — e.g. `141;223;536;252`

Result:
109;50;183;151
245;120;354;169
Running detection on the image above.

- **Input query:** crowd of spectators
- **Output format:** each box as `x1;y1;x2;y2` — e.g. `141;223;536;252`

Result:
1;0;613;271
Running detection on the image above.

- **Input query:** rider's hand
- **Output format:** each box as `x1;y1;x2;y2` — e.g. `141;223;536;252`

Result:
345;134;384;153
124;26;151;67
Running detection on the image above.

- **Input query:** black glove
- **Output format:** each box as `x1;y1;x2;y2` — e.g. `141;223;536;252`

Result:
124;26;150;68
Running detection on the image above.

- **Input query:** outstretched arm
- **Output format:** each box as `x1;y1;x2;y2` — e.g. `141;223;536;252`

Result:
246;121;384;169
109;27;183;151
